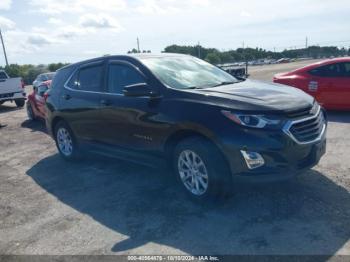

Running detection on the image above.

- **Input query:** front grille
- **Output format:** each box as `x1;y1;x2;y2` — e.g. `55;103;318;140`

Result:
0;92;14;99
287;107;325;143
286;107;312;119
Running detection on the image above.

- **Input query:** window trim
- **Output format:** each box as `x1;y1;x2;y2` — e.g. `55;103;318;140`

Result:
105;60;148;96
64;60;105;94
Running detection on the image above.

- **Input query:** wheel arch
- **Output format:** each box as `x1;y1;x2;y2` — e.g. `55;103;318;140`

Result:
163;127;229;169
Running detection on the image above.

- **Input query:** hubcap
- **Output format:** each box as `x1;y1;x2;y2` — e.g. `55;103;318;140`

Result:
57;127;73;156
178;150;209;196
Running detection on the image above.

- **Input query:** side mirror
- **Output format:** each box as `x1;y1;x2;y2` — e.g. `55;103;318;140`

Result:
123;83;158;97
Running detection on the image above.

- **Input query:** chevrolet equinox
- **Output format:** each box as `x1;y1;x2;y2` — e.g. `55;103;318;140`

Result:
46;54;327;200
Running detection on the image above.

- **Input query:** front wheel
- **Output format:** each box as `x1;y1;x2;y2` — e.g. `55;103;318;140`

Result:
15;99;25;107
54;121;80;160
173;137;232;202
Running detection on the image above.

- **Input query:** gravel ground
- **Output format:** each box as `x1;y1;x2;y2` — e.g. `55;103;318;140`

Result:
0;62;349;256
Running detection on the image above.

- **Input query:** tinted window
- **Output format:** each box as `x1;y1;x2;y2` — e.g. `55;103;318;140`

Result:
309;63;343;77
66;70;78;89
343;63;350;77
77;64;103;92
108;64;145;94
42;73;55;81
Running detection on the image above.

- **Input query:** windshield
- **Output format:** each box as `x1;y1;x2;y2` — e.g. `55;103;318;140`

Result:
42;73;55;81
140;56;238;89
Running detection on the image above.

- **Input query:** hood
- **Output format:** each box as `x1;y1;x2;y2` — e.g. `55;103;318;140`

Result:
185;79;314;113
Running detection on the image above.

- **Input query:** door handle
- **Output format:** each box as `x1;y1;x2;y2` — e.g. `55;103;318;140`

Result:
100;99;111;106
62;94;71;100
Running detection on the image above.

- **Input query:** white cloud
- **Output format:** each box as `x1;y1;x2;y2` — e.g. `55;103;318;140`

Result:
0;0;12;10
48;17;63;25
29;0;126;15
27;34;53;47
135;0;211;15
0;16;15;30
79;14;123;31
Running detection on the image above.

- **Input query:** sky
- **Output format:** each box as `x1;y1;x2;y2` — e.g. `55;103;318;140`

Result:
0;0;349;65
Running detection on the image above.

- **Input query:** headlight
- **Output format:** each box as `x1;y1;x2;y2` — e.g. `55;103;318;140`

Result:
221;110;282;129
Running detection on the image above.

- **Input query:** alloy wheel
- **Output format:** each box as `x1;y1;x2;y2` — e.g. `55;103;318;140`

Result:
177;150;209;196
57;127;73;156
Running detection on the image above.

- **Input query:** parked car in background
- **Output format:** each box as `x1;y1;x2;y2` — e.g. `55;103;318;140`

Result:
26;80;52;120
33;72;55;89
273;57;350;110
0;70;26;107
277;58;290;63
46;54;327;201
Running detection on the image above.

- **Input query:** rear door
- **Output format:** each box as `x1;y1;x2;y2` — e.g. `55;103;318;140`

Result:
307;63;345;108
60;60;105;142
339;62;350;109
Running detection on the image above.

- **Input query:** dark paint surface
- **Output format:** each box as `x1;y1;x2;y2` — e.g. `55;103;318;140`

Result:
45;54;326;180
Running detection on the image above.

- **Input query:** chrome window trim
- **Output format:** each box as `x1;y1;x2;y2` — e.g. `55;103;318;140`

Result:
282;105;326;145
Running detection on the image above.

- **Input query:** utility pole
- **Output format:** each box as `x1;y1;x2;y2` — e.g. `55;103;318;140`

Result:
305;36;308;49
197;41;201;59
137;37;140;53
0;28;9;67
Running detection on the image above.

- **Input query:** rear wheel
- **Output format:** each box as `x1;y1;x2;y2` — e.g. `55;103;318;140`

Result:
15;99;25;107
173;137;232;202
54;121;80;160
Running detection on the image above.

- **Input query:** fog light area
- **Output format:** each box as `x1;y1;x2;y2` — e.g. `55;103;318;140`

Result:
240;150;265;169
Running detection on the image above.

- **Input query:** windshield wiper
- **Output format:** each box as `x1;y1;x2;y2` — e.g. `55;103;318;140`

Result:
212;81;237;87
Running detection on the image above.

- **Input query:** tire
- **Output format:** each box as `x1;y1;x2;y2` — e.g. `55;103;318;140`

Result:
15;99;25;107
26;103;36;121
173;137;232;202
54;120;81;161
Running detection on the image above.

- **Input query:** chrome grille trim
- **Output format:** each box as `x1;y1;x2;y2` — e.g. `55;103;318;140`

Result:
283;105;326;145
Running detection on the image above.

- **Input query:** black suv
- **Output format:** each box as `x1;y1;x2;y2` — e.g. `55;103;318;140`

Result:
46;54;327;200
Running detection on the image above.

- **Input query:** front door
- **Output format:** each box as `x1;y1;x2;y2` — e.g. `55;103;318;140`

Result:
99;60;161;151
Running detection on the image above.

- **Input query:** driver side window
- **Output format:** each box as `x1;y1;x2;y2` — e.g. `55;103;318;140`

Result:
107;64;145;94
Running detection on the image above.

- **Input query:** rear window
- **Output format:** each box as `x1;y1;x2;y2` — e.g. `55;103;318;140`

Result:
78;65;103;92
66;63;103;92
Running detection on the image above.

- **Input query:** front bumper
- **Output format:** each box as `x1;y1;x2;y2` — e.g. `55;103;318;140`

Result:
220;124;327;183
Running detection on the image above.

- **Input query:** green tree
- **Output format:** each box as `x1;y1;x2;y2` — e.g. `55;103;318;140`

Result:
205;52;221;64
48;63;69;72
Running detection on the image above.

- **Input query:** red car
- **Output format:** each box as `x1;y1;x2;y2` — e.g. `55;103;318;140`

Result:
26;80;52;120
273;57;350;110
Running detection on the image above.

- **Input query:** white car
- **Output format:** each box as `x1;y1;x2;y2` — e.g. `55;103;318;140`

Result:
0;70;26;107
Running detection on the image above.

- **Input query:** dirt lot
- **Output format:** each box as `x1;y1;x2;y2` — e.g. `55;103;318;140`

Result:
1;62;350;256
